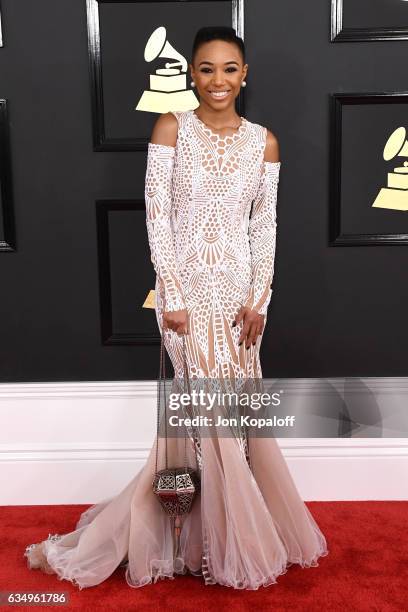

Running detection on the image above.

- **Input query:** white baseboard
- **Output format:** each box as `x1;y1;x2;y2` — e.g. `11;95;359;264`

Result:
1;379;407;504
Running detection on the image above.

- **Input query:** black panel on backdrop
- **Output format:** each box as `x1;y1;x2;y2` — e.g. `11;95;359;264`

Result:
331;0;408;42
330;92;408;246
0;99;16;252
86;0;244;151
96;200;159;345
3;0;408;381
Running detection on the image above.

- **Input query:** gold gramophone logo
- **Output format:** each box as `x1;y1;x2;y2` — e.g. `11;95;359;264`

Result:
136;26;198;113
372;127;408;211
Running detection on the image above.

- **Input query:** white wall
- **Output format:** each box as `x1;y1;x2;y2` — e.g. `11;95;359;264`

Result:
1;379;407;504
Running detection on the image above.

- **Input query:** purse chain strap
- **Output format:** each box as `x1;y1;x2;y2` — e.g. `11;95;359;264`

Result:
155;332;199;474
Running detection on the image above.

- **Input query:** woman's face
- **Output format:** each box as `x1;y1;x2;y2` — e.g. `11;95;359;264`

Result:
190;40;248;111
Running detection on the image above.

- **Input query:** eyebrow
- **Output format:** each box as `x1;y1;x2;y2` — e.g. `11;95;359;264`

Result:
198;60;239;66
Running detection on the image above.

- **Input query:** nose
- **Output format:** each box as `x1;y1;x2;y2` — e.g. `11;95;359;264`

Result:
211;70;226;87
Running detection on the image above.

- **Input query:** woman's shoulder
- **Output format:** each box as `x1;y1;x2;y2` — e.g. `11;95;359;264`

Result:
264;128;280;162
247;117;277;139
248;118;280;162
168;109;191;126
149;111;179;147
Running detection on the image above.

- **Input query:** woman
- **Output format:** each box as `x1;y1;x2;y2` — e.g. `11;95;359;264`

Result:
24;26;328;590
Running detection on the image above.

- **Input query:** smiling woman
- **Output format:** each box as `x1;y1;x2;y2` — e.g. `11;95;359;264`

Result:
24;25;328;592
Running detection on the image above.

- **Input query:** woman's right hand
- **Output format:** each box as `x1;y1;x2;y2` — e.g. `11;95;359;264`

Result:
163;308;189;335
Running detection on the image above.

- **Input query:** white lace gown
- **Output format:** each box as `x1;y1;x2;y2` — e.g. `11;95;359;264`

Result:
24;109;328;590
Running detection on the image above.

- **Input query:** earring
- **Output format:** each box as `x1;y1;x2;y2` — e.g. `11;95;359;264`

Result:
190;80;195;88
241;80;247;87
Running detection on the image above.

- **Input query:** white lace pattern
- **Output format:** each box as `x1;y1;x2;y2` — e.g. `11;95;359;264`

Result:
145;109;281;378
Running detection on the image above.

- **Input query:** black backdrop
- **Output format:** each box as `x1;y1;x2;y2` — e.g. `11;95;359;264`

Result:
0;0;407;382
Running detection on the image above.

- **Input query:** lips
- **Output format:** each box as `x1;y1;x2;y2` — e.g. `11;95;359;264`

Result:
209;90;230;99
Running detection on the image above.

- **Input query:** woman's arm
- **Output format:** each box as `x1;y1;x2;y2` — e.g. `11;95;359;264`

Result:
244;129;281;316
145;113;186;312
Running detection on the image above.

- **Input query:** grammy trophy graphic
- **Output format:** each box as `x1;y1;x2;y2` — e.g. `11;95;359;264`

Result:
372;126;408;212
136;26;199;113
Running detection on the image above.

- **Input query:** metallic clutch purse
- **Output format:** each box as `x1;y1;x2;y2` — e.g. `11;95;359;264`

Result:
152;333;200;572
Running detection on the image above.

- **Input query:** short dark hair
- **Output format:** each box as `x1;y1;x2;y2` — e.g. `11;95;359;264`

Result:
191;26;245;64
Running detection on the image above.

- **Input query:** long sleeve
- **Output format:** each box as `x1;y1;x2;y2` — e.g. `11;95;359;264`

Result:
145;143;186;312
244;160;281;316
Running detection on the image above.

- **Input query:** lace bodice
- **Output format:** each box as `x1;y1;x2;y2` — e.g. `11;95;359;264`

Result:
145;109;281;317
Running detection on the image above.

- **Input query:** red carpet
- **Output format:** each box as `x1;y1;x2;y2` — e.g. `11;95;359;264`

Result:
0;502;406;611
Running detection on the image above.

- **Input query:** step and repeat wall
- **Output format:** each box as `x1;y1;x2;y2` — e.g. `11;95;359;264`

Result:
0;0;407;382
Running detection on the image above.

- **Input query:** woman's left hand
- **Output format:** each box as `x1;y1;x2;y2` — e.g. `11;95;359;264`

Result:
233;305;265;349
